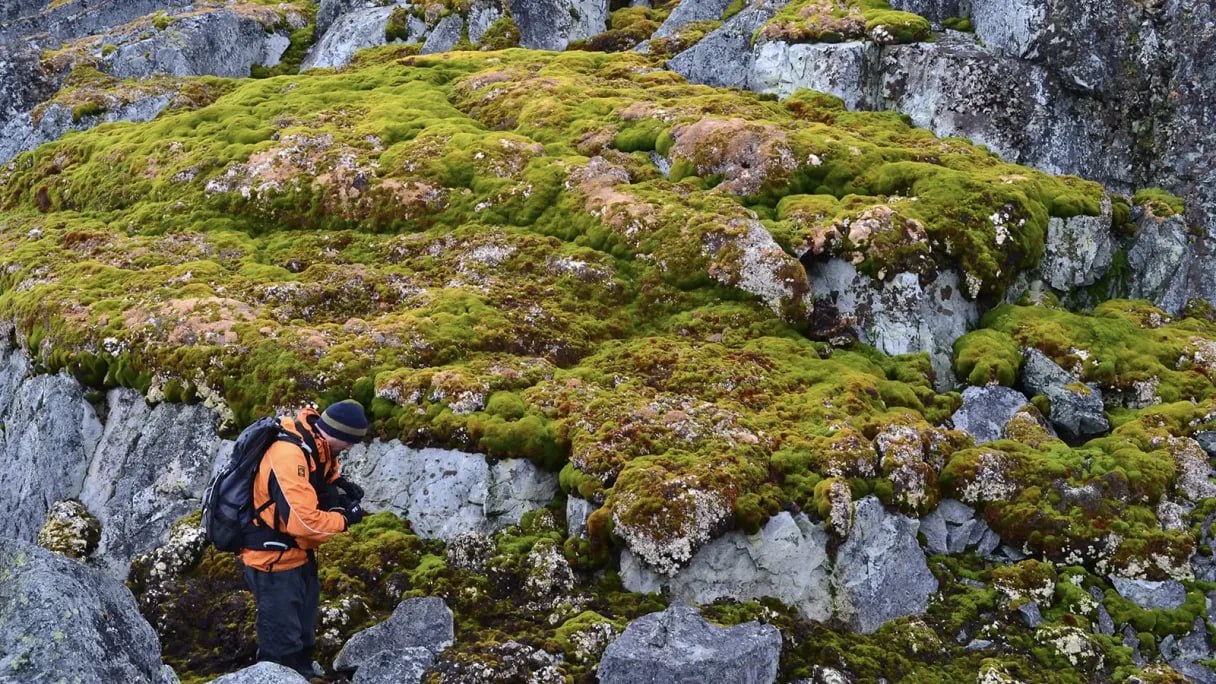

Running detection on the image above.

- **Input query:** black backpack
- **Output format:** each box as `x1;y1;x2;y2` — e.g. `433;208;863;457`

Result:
202;417;305;552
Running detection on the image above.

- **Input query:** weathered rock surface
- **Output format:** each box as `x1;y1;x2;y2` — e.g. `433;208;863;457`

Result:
597;604;781;684
0;537;168;683
343;442;559;540
951;385;1033;445
1038;198;1116;290
668;0;784;89
653;0;733;39
0;93;175;166
100;11;292;80
621;512;832;621
351;648;435;684
303;5;399;70
1128;213;1195;315
0;345;104;543
0;0;192;47
806;259;978;387
749;41;873;110
920;498;1001;556
208;662;308;684
1110;576;1187;611
80;388;225;577
1020;348;1110;439
566;496;597;538
509;0;608;50
333;597;454;673
1170;619;1216;684
834;496;937;634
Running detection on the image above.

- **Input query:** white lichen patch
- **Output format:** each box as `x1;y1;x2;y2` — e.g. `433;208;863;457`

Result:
958;450;1018;503
36;500;100;560
612;485;730;576
1037;625;1103;669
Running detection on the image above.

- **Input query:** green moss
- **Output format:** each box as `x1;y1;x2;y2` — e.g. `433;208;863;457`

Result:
953;328;1021;386
1133;187;1186;218
942;16;973;31
386;6;411;43
759;0;930;46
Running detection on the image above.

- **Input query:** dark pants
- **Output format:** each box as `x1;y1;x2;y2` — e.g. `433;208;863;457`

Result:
243;557;319;670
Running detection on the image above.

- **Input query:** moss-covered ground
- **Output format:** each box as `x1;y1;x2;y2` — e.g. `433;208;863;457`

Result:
6;19;1216;683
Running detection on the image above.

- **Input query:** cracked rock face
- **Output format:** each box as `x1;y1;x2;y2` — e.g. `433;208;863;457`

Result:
509;0;608;50
1020;348;1110;439
598;604;781;684
807;259;978;389
833;496;937;634
342;442;559;540
333;597;454;673
0;537;169;684
951;385;1033;445
621;512;832;621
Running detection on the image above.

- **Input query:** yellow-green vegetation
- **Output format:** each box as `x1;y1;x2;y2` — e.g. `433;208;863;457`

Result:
6;39;1216;682
1134;187;1186;218
946;301;1216;578
758;0;932;45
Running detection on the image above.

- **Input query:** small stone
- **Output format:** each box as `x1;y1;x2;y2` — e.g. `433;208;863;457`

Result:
1016;602;1043;628
1110;577;1187;610
965;639;993;650
334;597;454;673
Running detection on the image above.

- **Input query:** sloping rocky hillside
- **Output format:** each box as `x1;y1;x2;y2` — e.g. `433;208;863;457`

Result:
2;1;1216;683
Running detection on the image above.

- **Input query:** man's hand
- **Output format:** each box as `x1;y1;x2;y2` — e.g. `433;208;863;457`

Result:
338;501;365;529
334;477;365;502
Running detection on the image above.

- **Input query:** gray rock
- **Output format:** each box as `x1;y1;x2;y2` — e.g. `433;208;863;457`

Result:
965;639;993;650
938;498;976;525
919;508;948;554
887;0;960;24
969;0;1046;60
0;93;175;166
1170;618;1216;684
749;41;873;110
509;0;608;50
0;347;104;543
1096;604;1115;635
1193;431;1216;457
208;662;309;684
1039;197;1116;290
303;6;397;70
1160;634;1180;661
79;388;225;577
352;648;435;684
0;44;57;129
333;597;454;673
317;0;370;37
566;496;597;538
1123;624;1146;668
467;0;505;44
1128;214;1194;315
805;261;978;389
0;0;193;47
668;0;784;89
653;0;735;39
1021;349;1109;439
621;512;833;621
420;14;464;54
947;519;977;554
0;537;166;683
101;11;292;80
977;528;1002;555
1016;602;1043;628
1110;576;1187;610
342;442;558;540
952;385;1032;444
598;604;781;684
833;496;938;634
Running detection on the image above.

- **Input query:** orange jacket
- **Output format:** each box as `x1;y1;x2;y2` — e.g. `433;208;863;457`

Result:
239;409;348;572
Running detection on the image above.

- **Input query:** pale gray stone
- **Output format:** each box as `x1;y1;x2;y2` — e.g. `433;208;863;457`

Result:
1021;349;1109;438
621;512;832;621
667;0;785;89
342;442;558;540
509;0;608;50
0;537;166;683
334;597;454;673
653;0;734;38
598;604;781;684
420;14;464;54
1110;576;1187;610
303;6;396;70
1039;198;1116;290
80;388;225;577
208;662;308;684
101;11;292;79
952;385;1031;444
1016;602;1042;628
351;648;435;684
566;496;597;538
749;41;873;110
1128;214;1194;315
833;496;937;633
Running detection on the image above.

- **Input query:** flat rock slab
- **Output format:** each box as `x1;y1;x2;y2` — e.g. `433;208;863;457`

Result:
208;662;308;683
598;604;781;684
1110;576;1187;610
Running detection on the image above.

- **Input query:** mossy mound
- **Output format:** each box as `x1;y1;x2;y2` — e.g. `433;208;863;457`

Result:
758;0;932;45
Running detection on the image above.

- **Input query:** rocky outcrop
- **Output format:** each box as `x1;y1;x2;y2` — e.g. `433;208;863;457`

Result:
0;0;192;47
0;93;175;166
0;537;172;684
1020;348;1110;439
509;0;608;51
0;345;104;543
303;5;399;70
951;385;1034;445
99;11;294;80
349;648;435;684
919;498;1003;557
806;259;978;388
597;604;781;684
333;597;454;674
1128;212;1195;315
652;0;733;39
833;496;937;634
621;512;832;621
1038;198;1116;291
668;0;785;89
208;662;308;684
343;442;559;540
80;388;225;577
1110;577;1187;611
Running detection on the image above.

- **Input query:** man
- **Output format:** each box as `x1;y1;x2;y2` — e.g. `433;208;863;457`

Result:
240;399;370;678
